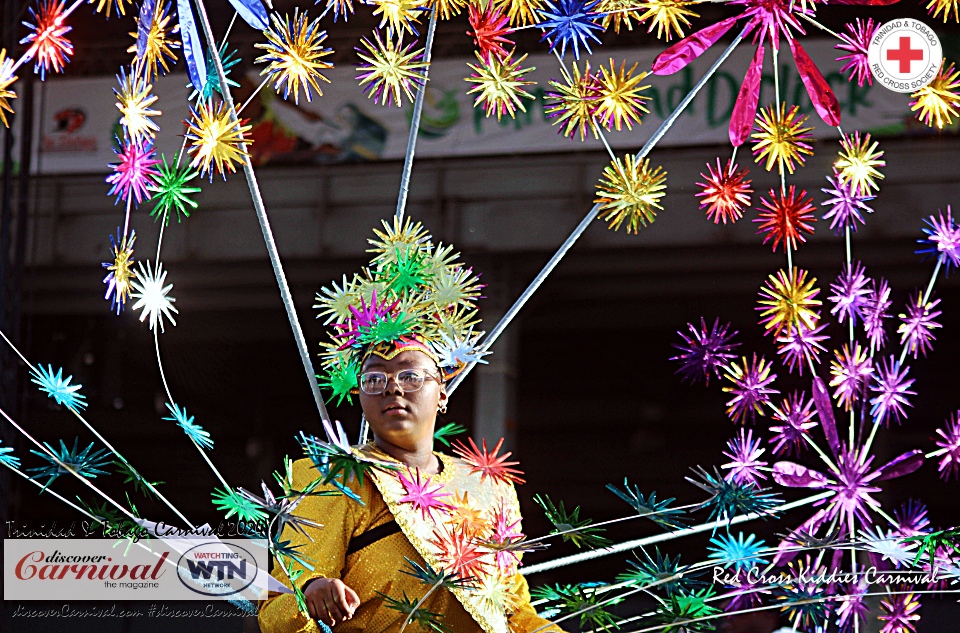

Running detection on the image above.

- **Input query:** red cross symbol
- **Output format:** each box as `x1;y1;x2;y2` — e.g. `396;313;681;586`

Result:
886;36;924;74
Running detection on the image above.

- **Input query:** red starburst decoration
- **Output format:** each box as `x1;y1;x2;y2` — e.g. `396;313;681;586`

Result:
755;186;816;253
397;468;453;520
836;19;877;87
467;4;515;63
22;0;74;80
452;437;526;485
430;525;490;582
695;158;753;224
106;138;161;206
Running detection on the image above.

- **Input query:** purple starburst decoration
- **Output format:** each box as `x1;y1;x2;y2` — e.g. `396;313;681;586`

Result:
829;342;873;412
722;427;768;487
821;172;874;235
934;412;960;481
863;278;892;353
106;138;161;206
776;320;828;375
829;261;871;325
670;317;740;386
536;0;605;60
897;292;942;359
769;391;817;457
334;289;399;348
916;206;960;271
835;19;877;87
835;574;870;632
894;499;931;537
722;354;779;424
869;356;916;427
879;592;921;633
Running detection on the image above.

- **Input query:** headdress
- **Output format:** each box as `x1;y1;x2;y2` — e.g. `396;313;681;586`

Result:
315;217;489;404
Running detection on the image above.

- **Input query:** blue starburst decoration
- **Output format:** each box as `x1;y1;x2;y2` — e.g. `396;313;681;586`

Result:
536;0;604;60
0;440;20;469
30;364;87;412
163;402;213;450
706;531;768;572
27;438;111;490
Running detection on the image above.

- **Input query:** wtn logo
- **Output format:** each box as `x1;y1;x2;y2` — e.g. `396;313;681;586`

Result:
185;559;248;580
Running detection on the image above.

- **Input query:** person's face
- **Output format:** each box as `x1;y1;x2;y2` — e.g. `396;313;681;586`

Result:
359;350;447;452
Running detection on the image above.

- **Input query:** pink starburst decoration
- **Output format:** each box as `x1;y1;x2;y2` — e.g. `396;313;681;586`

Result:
863;278;892;353
671;317;740;386
468;4;514;62
722;354;779;424
897;292;942;359
335;289;400;348
21;0;74;80
878;592;921;633
488;501;523;571
835;19;877;87
755;186;816;253
934;412;960;481
722;427;768;486
106;138;161;206
695;158;753;225
822;172;874;235
829;343;873;412
836;574;870;632
397;468;453;520
776;320;828;375
769;391;817;457
869;356;916;427
452;437;525;485
829;261;871;325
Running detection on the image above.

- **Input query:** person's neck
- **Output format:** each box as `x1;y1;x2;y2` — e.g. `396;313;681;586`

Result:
374;437;439;474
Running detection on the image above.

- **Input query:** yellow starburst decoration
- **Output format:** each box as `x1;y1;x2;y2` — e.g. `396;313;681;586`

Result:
184;100;251;181
256;10;334;105
465;51;536;121
88;0;132;18
127;1;180;82
545;61;600;141
926;0;959;22
595;154;667;233
751;103;814;175
834;132;884;197
356;30;429;108
493;0;546;26
0;49;17;129
314;273;361;325
368;0;426;37
369;216;433;265
431;0;468;20
910;61;960;129
114;68;160;143
597;0;644;33
757;267;822;336
637;0;698;41
594;59;650;132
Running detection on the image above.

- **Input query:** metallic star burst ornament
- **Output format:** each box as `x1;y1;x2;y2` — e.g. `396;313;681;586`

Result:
821;172;874;235
106;138;161;206
184;100;251;181
114;67;160;143
189;42;240;102
834;131;884;197
637;0;698;41
356;30;428;107
755;186;817;253
21;0;74;80
127;0;180;82
910;61;960;129
751;103;813;175
593;59;650;132
432;0;468;20
148;153;200;225
927;0;960;22
256;10;334;105
836;19;877;87
0;50;17;128
757;267;821;337
30;366;88;412
536;0;605;60
597;0;641;33
595;154;667;233
88;0;132;18
544;61;601;140
465;51;536;121
722;354;779;424
368;0;428;36
468;4;515;62
495;0;546;26
696;158;752;224
130;260;178;333
102;229;137;315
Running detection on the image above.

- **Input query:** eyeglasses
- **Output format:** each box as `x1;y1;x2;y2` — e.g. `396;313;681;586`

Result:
359;368;442;395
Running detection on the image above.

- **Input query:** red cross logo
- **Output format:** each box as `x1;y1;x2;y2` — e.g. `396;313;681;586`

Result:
886;36;924;74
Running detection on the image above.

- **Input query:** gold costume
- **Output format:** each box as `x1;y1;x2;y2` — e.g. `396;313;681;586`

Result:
258;446;561;633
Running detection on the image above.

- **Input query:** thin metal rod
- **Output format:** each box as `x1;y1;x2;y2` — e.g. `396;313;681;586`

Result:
192;0;331;424
395;9;438;222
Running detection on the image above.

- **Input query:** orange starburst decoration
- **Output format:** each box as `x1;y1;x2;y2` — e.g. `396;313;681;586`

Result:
593;59;650;132
751;103;813;175
755;186;816;253
910;61;960;129
926;0;959;22
452;437;526;485
834;131;884;197
757;267;822;336
447;490;491;538
430;525;490;582
696;158;752;224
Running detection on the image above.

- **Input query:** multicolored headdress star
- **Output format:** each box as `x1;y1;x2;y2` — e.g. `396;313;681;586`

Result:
21;0;74;80
536;0;605;60
696;159;752;225
128;0;180;82
755;186;816;253
751;103;813;175
595;154;667;233
256;10;334;105
465;51;536;121
468;4;515;62
834;132;884;197
356;30;428;107
184;100;251;181
836;19;876;87
545;61;601;140
637;0;697;41
114;67;160;143
102;229;137;315
593;59;650;132
368;0;428;36
106;138;162;206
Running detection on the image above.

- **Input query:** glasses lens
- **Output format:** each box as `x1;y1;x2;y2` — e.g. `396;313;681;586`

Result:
397;369;425;392
360;372;387;394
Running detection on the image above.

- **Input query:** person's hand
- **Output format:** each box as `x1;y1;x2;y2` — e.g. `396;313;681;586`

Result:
303;577;360;627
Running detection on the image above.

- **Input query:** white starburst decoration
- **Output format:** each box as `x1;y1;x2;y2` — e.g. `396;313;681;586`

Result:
434;328;489;367
130;260;178;332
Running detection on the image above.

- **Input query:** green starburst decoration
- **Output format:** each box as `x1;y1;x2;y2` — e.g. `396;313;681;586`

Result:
113;459;163;498
381;246;432;295
401;556;474;590
531;583;623;632
163;402;213;450
433;422;467;447
376;590;452;633
607;479;688;530
656;587;721;632
318;358;360;405
355;310;417;346
212;486;269;522
534;493;610;549
148;153;200;225
687;466;783;523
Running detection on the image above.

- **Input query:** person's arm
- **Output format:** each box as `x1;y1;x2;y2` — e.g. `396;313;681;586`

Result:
258;459;365;633
506;572;565;633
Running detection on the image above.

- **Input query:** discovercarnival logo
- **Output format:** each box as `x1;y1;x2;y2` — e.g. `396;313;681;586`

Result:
176;542;258;597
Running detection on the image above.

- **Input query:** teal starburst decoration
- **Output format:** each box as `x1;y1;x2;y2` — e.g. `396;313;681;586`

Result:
534;493;610;549
530;583;623;632
271;537;315;571
706;531;768;572
318;357;360;406
163;402;213;450
687;466;782;523
30;364;87;411
401;556;474;590
188;42;240;102
212;486;269;522
0;440;20;469
113;459;163;498
376;590;452;633
27;438;111;490
433;422;467;447
606;479;688;530
655;587;721;633
616;547;703;597
148;153;200;225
